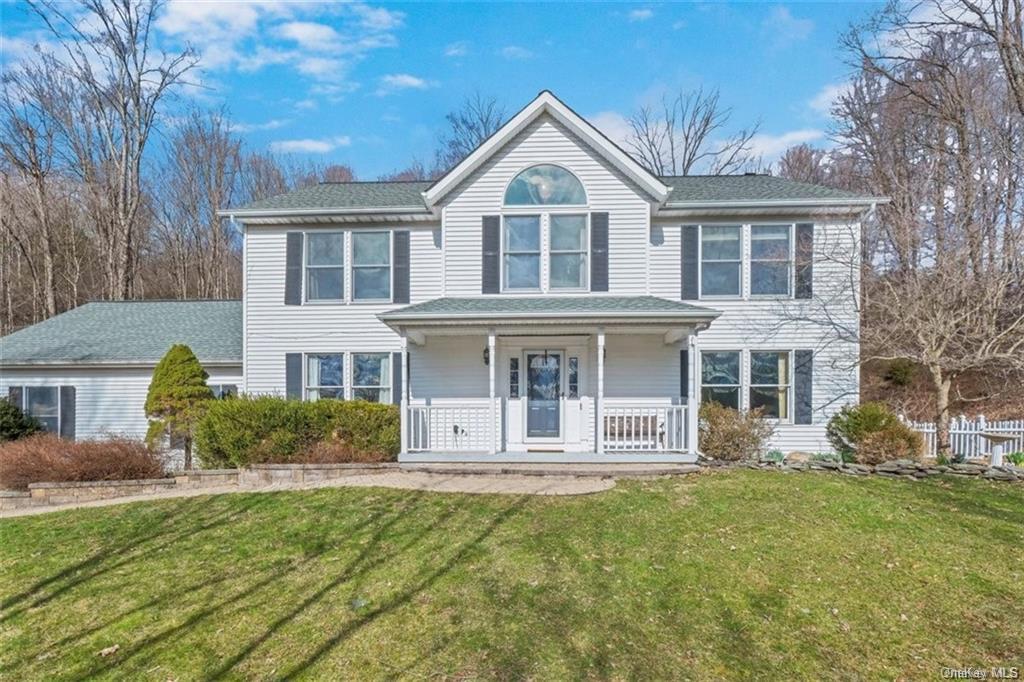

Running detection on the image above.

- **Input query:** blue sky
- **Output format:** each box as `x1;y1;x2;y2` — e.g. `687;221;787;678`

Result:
1;1;882;178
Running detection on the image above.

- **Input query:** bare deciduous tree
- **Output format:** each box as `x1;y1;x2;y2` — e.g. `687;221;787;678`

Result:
29;0;198;300
625;87;762;175
434;91;506;172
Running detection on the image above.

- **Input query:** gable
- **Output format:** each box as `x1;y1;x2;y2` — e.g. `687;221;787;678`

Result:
423;91;669;208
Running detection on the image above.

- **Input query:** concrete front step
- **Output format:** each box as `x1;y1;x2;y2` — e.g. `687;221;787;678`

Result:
399;463;701;478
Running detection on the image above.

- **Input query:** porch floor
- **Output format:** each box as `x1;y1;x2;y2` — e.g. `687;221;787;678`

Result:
399;451;698;464
400;462;701;478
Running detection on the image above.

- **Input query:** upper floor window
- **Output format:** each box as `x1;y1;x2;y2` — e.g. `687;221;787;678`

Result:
504;165;586;206
352;232;391;301
550;215;588;289
701;226;742;297
306;232;344;301
751;225;792;296
503;215;542;290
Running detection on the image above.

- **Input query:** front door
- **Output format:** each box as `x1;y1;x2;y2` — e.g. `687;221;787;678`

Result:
526;351;562;439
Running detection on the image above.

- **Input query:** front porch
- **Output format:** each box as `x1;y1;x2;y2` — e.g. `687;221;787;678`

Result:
379;296;720;464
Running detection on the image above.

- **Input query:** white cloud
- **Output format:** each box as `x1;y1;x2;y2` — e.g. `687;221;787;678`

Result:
748;129;825;160
444;41;469;57
589;111;633;147
276;21;340;51
375;73;434;95
499;45;534;60
809;82;851;117
269;135;352;154
761;6;814;47
671;20;687;30
349;3;405;31
232;118;290;133
155;0;403;96
295;99;318;111
628;8;654;22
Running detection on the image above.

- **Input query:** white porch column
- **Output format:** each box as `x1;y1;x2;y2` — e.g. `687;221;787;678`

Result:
687;334;699;455
488;329;497;454
596;328;605;454
400;332;409;455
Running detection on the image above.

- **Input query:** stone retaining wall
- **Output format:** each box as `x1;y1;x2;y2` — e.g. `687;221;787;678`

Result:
706;458;1023;482
0;464;399;513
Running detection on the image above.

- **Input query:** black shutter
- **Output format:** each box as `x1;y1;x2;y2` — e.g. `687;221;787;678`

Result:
590;212;609;292
285;232;304;305
681;225;699;300
7;386;23;409
393;230;410;304
481;216;500;294
794;350;813;424
795;223;814;299
285;353;302;399
59;386;76;440
680;349;689;399
391;351;403;405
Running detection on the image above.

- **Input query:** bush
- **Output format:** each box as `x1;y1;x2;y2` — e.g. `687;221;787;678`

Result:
856;427;924;465
1006;451;1024;467
194;396;399;468
0;434;166;491
884;359;917;387
698;402;775;462
0;400;41;442
826;402;922;465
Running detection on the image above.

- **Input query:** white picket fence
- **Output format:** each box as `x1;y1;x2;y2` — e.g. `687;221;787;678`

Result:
902;415;1024;460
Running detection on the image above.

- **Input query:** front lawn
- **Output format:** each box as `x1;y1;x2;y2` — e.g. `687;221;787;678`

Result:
1;470;1022;679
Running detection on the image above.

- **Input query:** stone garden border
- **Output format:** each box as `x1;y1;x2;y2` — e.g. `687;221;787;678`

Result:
702;457;1024;482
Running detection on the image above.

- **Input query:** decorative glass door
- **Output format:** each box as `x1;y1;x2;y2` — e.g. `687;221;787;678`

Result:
526;351;562;439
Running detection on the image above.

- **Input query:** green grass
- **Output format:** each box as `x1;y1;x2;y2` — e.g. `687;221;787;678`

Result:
2;470;1022;680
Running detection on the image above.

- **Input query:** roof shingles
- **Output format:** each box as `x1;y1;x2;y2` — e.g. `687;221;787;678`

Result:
381;296;718;319
1;301;242;365
232;175;870;214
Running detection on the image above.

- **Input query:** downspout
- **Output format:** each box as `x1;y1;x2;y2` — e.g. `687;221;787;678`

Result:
231;214;247;396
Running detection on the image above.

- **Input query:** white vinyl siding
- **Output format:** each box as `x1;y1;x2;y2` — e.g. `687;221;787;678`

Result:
441;114;650;296
0;365;242;441
243;226;440;395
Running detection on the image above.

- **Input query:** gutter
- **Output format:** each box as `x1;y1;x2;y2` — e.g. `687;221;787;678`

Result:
662;197;890;210
379;309;722;323
216;206;430;219
0;360;243;370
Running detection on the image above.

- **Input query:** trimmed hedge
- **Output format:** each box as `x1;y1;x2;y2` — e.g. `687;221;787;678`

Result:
0;434;165;490
826;402;923;464
194;396;399;468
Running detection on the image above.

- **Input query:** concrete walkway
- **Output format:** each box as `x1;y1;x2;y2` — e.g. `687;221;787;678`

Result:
1;470;615;519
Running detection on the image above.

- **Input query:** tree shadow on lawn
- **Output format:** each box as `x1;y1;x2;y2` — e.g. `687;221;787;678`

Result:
913;475;1024;528
79;489;422;678
274;494;529;680
1;494;266;621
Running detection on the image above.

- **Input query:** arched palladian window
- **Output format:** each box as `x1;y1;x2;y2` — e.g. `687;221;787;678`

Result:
504;164;586;206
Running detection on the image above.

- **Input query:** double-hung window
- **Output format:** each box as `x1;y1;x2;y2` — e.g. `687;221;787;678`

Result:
352;353;391;402
305;354;344;400
549;215;588;289
701;226;742;297
208;384;238;400
751;225;792;296
503;216;542;290
25;386;60;433
700;351;741;410
306;232;345;301
352;232;391;301
750;351;791;419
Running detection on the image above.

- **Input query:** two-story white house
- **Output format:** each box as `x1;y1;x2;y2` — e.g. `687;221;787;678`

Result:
1;91;883;464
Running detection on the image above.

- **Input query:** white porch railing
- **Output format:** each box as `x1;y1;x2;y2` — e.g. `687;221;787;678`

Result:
602;400;687;452
408;400;495;452
903;415;1024;460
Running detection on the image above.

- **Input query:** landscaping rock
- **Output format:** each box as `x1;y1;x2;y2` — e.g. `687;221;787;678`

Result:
983;468;1019;481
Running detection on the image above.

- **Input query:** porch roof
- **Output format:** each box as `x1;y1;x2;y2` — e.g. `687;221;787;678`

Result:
379;296;720;326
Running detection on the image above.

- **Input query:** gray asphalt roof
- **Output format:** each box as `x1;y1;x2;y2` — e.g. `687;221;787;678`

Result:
661;174;866;203
230;174;869;214
235;181;432;212
1;300;242;366
380;296;719;320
